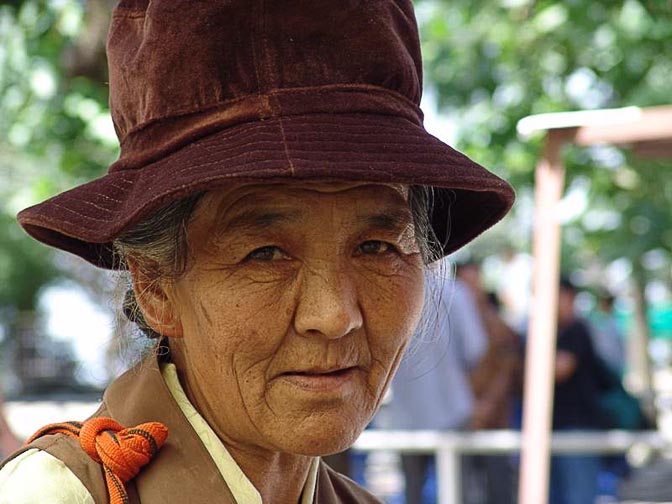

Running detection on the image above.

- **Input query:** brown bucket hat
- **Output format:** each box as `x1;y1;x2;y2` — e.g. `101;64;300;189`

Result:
18;0;514;269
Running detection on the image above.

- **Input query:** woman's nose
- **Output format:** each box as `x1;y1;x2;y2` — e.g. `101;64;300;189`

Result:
293;264;363;339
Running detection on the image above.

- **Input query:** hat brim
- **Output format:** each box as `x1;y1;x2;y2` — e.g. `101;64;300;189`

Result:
18;112;514;269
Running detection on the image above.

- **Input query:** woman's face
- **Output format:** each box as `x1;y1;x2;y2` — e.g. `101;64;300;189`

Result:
158;182;424;456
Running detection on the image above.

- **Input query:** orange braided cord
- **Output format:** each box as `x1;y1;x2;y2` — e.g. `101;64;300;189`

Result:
27;417;168;504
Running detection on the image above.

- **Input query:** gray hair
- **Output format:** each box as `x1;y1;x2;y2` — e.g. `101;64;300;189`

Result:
114;186;445;339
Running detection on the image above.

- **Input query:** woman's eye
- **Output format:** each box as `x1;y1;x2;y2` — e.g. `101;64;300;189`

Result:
358;240;395;255
245;246;289;261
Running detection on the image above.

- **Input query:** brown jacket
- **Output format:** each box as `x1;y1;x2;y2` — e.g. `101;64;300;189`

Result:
468;296;522;430
2;353;381;503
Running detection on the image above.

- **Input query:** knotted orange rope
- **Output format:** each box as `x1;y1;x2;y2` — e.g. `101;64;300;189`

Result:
27;417;168;504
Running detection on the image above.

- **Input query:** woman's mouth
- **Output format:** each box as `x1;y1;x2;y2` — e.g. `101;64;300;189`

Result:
278;367;358;392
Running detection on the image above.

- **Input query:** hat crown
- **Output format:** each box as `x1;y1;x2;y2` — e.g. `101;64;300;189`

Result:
107;0;423;161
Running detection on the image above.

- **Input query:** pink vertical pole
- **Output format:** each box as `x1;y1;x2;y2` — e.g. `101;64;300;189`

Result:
518;131;567;504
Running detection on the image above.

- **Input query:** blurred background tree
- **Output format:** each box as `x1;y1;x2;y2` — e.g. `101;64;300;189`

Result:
0;0;118;392
0;0;670;389
417;0;672;280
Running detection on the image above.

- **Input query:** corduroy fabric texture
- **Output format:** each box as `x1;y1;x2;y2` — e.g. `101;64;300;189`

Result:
17;0;515;268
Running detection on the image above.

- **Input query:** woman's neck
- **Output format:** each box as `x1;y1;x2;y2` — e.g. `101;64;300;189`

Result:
227;445;314;504
171;349;315;503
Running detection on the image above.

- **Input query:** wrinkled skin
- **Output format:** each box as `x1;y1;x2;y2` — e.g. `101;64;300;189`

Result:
132;182;425;501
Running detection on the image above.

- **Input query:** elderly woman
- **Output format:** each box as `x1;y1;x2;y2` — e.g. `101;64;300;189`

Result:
0;0;513;503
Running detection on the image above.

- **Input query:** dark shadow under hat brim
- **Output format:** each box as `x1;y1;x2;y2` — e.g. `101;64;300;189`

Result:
18;112;514;269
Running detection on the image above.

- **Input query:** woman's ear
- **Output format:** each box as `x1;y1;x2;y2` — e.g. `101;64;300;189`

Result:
126;258;184;338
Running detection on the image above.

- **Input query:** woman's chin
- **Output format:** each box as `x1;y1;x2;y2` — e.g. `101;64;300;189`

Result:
270;419;364;457
291;436;358;457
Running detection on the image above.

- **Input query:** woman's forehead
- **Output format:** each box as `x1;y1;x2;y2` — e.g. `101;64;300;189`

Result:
201;182;411;221
182;182;415;251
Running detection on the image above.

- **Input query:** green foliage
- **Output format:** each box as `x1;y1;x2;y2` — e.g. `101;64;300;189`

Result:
0;1;116;193
0;214;55;310
419;0;672;277
0;0;117;315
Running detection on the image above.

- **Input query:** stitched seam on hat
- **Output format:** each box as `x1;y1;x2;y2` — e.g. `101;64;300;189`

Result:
182;116;431;151
113;178;134;187
189;114;425;139
197;139;443;155
176;138;449;163
117;119;470;175
276;116;295;176
250;0;265;121
259;0;278;111
29;173;506;228
257;0;291;173
119;85;420;140
272;84;421;111
104;181;134;193
194;137;435;155
114;156;469;208
66;199;118;213
189;124;430;149
158;133;470;170
30;202;106;225
245;119;424;134
112;13;146;20
88;192;123;204
151;156;472;183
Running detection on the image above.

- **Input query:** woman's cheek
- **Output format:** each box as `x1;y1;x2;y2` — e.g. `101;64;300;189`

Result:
197;261;295;300
354;252;420;279
360;262;423;310
363;275;423;354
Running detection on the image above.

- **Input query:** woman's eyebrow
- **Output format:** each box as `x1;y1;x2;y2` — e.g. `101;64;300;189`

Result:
222;208;302;233
361;208;414;231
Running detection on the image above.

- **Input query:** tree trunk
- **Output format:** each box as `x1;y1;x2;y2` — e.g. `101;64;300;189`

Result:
63;0;118;83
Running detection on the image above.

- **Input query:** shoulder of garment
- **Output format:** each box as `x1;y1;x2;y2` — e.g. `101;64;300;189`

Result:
0;447;94;504
316;460;385;503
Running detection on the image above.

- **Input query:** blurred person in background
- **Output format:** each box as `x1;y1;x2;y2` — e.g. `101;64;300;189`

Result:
589;290;638;499
589;292;626;377
379;268;488;504
496;247;533;332
549;277;612;504
457;261;521;504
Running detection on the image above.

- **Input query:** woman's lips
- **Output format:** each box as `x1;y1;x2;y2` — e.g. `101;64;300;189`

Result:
278;367;358;392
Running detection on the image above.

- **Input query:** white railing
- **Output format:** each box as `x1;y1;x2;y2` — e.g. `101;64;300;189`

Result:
352;430;667;504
